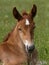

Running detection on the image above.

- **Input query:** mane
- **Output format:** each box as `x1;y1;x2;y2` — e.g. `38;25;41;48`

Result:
22;12;28;16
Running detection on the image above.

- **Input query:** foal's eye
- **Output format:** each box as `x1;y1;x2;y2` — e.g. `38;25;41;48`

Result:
18;28;22;31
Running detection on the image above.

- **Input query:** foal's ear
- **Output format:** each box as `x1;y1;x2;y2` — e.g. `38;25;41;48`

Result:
13;7;23;21
30;4;37;19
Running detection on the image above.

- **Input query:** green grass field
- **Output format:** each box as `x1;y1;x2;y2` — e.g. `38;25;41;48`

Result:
0;0;49;65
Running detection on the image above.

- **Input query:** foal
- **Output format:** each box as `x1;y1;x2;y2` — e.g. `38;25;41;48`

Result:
0;4;38;65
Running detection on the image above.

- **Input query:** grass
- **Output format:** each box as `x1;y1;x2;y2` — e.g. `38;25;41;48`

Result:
0;0;49;65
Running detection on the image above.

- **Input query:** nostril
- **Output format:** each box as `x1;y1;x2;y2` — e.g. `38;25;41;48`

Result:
28;45;35;53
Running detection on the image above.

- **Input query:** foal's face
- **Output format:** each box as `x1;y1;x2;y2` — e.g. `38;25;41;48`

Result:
17;18;35;52
13;4;37;53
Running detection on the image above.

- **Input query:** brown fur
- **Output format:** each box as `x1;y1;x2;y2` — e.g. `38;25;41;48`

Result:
0;4;38;65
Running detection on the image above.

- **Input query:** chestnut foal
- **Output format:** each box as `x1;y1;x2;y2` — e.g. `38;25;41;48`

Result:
0;4;38;65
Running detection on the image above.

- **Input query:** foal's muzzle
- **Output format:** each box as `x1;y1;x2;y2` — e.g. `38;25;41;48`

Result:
27;45;35;53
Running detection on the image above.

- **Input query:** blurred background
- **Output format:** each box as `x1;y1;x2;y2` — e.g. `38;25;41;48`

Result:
0;0;49;65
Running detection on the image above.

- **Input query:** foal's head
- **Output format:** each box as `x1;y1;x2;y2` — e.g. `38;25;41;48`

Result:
13;4;37;53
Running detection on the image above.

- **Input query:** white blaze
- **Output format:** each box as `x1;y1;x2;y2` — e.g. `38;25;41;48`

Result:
24;40;34;47
25;19;30;25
